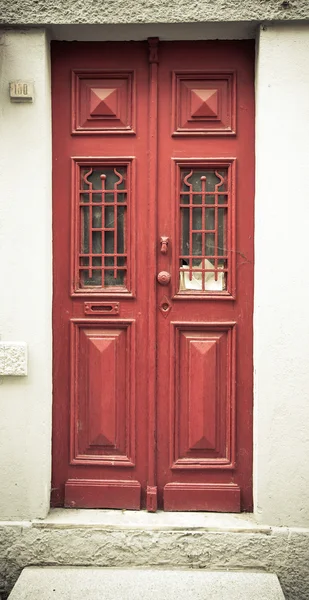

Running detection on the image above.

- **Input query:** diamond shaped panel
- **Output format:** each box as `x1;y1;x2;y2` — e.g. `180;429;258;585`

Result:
73;71;135;134
173;72;235;135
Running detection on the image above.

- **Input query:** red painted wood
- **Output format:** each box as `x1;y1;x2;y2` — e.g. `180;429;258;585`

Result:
65;479;141;509
71;320;135;466
52;42;150;509
72;70;135;134
156;41;254;512
171;158;236;299
146;486;158;513
172;71;236;136
170;323;235;470
71;156;135;298
146;38;159;513
188;338;217;450
52;40;254;511
84;302;120;315
164;483;241;512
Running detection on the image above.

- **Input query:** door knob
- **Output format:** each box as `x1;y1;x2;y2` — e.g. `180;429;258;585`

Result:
157;271;171;285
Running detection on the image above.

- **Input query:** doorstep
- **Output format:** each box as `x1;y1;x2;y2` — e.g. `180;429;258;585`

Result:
7;567;286;600
32;509;271;533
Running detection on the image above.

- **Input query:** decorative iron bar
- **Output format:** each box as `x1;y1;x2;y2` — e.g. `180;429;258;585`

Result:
179;168;228;292
79;166;127;289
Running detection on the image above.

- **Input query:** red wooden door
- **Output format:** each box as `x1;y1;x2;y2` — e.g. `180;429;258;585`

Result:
52;40;254;512
156;42;254;512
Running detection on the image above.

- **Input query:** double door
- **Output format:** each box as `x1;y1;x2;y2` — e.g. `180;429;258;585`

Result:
52;39;254;511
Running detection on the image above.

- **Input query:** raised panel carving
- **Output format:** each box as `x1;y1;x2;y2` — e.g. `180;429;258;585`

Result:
172;72;236;135
188;338;217;450
70;319;135;466
87;334;117;447
72;71;135;134
65;479;141;509
170;322;236;469
164;483;240;512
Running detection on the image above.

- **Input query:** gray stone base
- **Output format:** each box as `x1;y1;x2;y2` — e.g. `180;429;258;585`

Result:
0;511;308;600
7;568;285;600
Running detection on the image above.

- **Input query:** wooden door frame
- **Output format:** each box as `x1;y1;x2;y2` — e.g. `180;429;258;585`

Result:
146;38;159;511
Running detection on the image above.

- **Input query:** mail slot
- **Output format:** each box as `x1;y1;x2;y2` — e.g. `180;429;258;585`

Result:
84;302;120;315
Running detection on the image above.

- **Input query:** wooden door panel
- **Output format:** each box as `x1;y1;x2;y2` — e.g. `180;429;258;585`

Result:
65;478;141;509
170;322;235;470
72;69;135;135
172;70;236;136
164;483;240;512
70;320;136;467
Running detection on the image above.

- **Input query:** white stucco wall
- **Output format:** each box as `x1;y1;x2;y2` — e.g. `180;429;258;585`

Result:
254;23;309;526
0;23;309;527
0;29;52;519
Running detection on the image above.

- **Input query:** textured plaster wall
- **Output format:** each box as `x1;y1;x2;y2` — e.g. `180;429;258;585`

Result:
0;0;309;25
254;23;309;527
0;342;27;376
0;29;52;519
0;521;308;600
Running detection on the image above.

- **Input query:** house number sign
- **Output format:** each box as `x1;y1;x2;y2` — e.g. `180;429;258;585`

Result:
9;81;34;102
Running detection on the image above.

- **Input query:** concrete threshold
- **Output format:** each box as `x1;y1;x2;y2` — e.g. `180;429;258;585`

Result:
32;508;271;533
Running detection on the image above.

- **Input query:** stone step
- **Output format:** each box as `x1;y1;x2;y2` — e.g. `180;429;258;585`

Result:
8;567;285;599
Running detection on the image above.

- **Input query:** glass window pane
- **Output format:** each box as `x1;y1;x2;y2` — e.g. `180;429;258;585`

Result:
179;167;228;293
79;165;128;289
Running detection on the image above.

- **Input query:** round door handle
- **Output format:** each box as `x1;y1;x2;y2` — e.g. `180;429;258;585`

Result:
157;271;171;285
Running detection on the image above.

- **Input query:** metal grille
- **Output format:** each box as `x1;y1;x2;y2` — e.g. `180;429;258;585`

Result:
179;168;228;293
79;166;128;289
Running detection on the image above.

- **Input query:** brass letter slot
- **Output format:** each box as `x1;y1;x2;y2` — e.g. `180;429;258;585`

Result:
84;302;120;315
